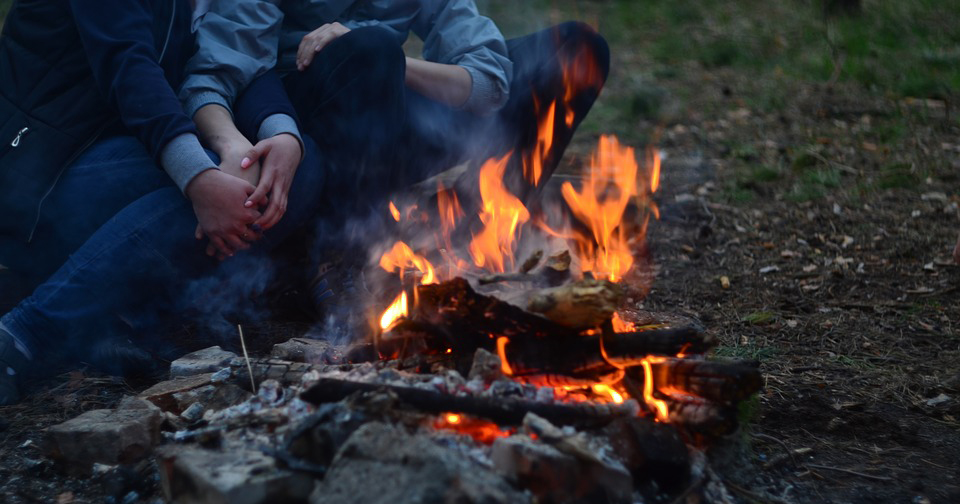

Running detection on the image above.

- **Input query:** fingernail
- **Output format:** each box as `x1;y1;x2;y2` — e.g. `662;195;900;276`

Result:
241;157;250;166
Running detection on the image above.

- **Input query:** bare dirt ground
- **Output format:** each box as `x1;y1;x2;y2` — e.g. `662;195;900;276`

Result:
2;2;959;503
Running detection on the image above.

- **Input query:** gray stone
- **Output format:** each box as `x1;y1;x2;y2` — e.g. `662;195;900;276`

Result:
170;346;237;378
156;444;314;504
270;338;341;364
180;402;205;423
467;348;505;383
311;422;529;504
140;373;214;413
492;434;633;504
46;407;162;474
171;383;250;414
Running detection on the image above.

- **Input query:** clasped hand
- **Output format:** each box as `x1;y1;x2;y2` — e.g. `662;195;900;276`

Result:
189;134;302;260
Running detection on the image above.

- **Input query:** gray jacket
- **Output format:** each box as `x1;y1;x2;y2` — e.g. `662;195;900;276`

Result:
180;0;513;118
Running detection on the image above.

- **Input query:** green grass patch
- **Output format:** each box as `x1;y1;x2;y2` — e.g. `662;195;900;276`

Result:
742;311;777;325
876;162;921;190
715;343;778;361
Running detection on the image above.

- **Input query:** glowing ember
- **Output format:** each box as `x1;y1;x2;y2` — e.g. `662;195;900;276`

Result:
379;241;437;285
435;413;513;444
496;336;514;376
379;291;408;330
389;201;401;222
591;384;624;404
640;357;670;422
611;312;636;332
561;135;643;282
468;154;531;273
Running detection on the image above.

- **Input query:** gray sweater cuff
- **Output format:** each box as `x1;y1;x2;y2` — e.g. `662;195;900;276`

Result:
184;90;232;119
257;113;305;161
461;66;508;116
160;133;218;193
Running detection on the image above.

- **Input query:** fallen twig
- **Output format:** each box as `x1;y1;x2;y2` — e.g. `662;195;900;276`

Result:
804;463;893;481
237;324;257;394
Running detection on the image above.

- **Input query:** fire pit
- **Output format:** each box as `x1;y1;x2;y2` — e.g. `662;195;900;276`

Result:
41;133;763;504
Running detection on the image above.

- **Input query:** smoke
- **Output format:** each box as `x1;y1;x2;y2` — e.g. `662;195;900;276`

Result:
176;253;277;345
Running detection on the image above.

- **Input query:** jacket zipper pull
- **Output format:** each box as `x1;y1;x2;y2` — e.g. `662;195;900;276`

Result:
11;127;29;147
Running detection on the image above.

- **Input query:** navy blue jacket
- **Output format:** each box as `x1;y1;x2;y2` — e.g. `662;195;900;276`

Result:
0;0;298;242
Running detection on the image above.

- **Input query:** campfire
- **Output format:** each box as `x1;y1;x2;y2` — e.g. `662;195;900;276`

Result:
40;57;762;504
369;133;760;439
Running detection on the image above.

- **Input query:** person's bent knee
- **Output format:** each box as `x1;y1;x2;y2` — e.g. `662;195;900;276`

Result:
336;26;406;78
556;21;611;87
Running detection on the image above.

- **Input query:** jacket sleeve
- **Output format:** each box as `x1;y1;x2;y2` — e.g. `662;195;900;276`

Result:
69;0;215;192
233;70;305;158
412;0;513;116
179;0;284;119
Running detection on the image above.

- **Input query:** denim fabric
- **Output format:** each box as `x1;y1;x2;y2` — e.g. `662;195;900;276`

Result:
280;22;607;221
1;134;326;360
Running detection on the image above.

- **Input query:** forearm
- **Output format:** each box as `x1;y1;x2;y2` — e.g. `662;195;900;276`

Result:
404;58;472;108
193;104;248;155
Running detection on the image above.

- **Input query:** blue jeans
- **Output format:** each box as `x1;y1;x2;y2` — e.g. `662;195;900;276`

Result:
1;135;327;362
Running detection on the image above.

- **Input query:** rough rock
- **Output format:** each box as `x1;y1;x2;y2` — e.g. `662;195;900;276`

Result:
467;348;506;383
600;417;690;493
139;373;214;413
171;383;251;413
156;444;314;504
169;346;237;378
491;434;632;504
46;406;163;474
270;338;342;364
311;422;529;504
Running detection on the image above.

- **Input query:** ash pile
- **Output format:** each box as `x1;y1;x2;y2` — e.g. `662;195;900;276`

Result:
41;324;761;504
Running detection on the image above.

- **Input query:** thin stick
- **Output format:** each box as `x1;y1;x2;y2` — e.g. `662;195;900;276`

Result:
237;324;257;394
805;463;893;482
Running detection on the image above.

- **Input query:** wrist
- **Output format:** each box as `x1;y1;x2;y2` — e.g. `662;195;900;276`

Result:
184;168;220;202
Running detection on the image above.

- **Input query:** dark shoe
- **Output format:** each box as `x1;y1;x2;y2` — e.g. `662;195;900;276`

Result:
0;327;30;406
87;337;163;380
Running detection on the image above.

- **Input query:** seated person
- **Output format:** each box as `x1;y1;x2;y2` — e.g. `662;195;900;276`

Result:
0;0;325;405
182;0;610;217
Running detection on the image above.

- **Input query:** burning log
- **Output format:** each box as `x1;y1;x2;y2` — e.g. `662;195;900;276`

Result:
600;325;714;363
645;358;762;404
300;377;640;428
478;250;572;287
526;278;622;329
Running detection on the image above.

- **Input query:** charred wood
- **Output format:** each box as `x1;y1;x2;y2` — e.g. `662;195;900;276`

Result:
645;358;762;404
601;325;714;362
300;377;640;428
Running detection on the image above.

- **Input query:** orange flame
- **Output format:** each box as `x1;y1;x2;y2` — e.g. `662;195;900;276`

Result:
647;148;661;193
611;312;636;333
640;357;669;422
379;241;436;285
561;41;605;128
525;98;557;186
561;135;640;282
591;384;624;404
496;336;514;376
468;155;530;272
379;291;408;330
437;183;464;238
446;413;461;425
389;201;401;222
